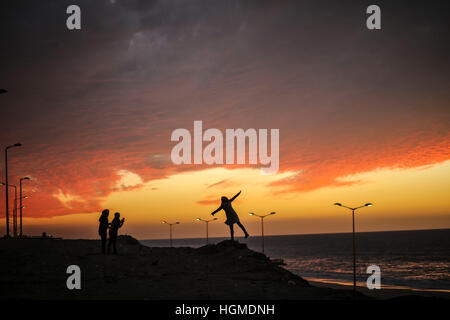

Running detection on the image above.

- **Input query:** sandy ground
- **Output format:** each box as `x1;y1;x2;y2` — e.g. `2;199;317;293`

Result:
0;236;445;300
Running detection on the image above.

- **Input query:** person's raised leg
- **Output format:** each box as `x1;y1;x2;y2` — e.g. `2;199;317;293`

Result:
237;222;249;238
229;225;234;241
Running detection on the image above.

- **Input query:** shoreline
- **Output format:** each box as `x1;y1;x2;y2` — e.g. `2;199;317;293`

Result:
307;279;450;299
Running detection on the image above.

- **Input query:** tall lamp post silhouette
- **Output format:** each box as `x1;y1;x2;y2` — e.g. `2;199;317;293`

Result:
334;202;373;297
162;220;179;248
19;177;30;237
1;182;17;237
196;217;217;244
12;185;18;237
4;143;22;237
249;212;276;253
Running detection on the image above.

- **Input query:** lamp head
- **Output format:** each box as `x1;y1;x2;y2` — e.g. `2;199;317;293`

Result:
365;203;373;207
6;143;21;149
176;222;180;224
334;203;342;206
22;177;30;180
270;212;276;215
249;212;254;216
213;217;217;221
0;89;8;94
196;218;200;221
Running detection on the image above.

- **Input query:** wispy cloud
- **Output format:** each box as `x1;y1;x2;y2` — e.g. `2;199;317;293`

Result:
207;179;229;188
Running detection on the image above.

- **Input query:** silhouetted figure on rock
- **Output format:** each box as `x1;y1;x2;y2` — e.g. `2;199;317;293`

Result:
98;209;109;254
211;190;249;241
108;212;125;254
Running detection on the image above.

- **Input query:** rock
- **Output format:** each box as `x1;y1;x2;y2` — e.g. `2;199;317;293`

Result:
117;235;140;245
197;240;250;256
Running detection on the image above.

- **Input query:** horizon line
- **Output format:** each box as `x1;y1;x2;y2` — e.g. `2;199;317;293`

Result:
139;226;450;241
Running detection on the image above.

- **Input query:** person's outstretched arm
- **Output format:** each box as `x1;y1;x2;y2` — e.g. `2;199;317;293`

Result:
211;206;222;216
119;218;125;228
229;190;241;202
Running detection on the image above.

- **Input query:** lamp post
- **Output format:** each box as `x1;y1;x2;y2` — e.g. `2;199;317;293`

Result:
162;220;179;248
4;143;22;237
196;217;217;244
1;182;17;237
249;212;276;253
334;202;373;297
13;185;17;237
19;177;30;237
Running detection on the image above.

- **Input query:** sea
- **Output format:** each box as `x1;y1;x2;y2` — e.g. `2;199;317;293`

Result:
140;228;450;292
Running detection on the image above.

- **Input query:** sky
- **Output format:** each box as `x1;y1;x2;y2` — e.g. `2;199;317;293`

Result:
0;0;449;239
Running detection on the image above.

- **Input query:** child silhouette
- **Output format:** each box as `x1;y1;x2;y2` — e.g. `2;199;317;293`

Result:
211;190;249;241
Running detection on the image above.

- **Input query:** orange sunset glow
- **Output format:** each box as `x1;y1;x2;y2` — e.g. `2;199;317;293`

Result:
1;1;449;239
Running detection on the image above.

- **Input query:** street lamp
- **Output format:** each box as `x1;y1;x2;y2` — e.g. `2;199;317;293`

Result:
4;143;22;237
197;217;217;244
334;202;373;297
1;182;18;237
249;212;276;253
0;89;8;94
20;177;30;237
162;220;180;248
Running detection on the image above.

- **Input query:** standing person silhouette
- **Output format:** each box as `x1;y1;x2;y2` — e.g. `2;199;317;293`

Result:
98;209;110;254
108;212;125;254
211;190;249;241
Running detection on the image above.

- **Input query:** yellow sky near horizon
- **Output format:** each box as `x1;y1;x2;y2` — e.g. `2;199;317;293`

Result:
20;160;450;239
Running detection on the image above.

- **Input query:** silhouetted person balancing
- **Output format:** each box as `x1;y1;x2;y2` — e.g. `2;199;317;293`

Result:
108;212;125;254
211;190;249;241
98;209;110;254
